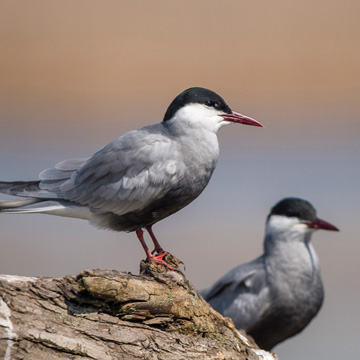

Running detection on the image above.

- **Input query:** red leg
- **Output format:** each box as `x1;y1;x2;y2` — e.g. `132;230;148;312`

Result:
136;228;173;270
136;229;152;259
146;226;164;255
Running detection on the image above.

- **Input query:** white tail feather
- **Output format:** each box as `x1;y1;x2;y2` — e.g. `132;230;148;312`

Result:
1;205;66;214
0;200;93;220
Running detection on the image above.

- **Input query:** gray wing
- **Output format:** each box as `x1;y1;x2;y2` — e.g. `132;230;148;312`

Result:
0;158;88;199
201;256;270;330
39;124;182;215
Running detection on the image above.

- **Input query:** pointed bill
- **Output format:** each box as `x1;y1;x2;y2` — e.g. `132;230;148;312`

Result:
222;111;264;127
305;218;340;231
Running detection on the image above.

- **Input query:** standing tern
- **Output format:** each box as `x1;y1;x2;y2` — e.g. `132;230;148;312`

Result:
0;87;263;268
201;197;339;350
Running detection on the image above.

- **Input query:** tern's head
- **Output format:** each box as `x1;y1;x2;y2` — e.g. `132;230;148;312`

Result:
163;87;263;132
265;197;339;243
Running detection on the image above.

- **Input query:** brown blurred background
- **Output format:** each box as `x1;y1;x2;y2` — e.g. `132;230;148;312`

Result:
0;1;359;358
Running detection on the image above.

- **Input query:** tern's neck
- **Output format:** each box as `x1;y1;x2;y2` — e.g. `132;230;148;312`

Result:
264;227;321;285
163;118;220;158
264;225;312;254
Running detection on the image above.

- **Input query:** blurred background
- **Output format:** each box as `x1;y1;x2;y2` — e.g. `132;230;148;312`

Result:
0;1;359;358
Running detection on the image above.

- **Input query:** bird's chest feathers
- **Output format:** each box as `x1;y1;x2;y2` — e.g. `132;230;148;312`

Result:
177;130;219;181
266;242;322;307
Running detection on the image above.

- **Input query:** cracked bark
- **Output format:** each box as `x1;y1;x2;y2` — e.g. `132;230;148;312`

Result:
0;254;277;360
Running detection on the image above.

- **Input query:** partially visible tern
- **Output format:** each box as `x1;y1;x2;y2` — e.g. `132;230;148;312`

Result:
0;87;263;268
201;197;339;349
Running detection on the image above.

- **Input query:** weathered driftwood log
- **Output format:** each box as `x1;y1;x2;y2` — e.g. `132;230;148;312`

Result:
0;254;277;360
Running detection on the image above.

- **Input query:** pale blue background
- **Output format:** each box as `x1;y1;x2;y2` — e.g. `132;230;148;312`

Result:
1;1;359;358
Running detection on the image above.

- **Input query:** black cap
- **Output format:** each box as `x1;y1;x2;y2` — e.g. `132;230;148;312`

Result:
163;87;232;122
269;197;317;222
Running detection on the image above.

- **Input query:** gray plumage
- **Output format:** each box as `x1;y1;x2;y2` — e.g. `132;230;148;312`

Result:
0;87;262;264
201;198;339;350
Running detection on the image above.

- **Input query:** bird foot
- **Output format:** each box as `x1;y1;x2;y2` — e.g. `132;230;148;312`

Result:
147;252;175;271
151;247;165;255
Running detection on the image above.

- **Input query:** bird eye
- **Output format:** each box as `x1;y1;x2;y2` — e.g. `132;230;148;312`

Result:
205;100;221;110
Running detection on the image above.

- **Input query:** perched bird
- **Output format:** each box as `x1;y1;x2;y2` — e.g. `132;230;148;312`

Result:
201;198;339;350
0;87;263;268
